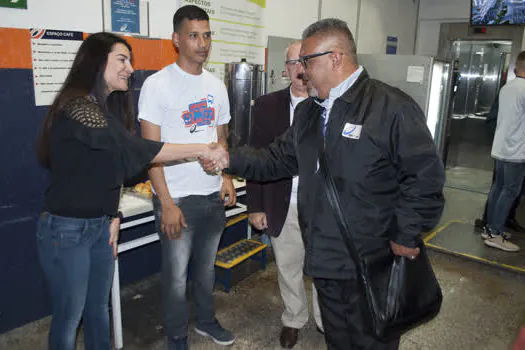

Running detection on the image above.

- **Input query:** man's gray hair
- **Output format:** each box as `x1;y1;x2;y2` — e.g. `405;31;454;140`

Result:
284;39;302;61
302;18;357;56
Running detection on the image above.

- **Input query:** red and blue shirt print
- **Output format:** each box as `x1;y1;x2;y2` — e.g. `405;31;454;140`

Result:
181;94;216;134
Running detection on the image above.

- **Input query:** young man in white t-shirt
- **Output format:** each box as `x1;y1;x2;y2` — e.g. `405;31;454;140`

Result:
139;5;236;349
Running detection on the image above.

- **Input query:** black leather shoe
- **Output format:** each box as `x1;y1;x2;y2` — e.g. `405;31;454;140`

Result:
280;326;299;349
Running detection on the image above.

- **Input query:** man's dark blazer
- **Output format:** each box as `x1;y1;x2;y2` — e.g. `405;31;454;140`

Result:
246;87;292;237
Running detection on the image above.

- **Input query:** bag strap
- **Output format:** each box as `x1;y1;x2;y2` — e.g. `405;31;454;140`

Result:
318;152;366;276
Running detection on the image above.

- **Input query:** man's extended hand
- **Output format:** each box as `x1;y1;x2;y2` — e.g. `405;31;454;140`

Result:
221;176;236;207
161;203;187;240
248;212;268;231
390;240;420;260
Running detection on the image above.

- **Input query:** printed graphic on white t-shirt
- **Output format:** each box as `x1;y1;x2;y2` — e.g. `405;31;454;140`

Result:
182;94;217;134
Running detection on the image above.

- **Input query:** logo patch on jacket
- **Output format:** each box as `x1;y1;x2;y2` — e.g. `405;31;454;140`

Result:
342;123;362;139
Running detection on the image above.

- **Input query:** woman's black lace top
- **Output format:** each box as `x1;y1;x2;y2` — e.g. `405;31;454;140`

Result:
43;96;163;218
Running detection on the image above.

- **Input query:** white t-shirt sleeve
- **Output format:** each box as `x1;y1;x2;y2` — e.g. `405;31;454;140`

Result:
216;82;231;126
138;76;164;126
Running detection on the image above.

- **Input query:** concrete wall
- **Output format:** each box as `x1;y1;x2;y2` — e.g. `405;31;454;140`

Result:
357;0;419;55
416;0;470;56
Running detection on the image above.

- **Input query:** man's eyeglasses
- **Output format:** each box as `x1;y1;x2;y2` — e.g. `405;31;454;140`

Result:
298;50;333;68
285;59;300;66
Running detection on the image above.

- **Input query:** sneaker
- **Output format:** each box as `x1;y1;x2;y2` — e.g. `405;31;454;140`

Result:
484;234;520;252
481;227;511;240
195;320;235;346
168;336;189;350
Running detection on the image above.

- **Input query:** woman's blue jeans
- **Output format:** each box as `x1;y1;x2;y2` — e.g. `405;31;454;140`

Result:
36;212;114;350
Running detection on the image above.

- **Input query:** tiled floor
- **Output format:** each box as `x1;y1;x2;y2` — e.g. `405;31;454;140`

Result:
445;166;493;195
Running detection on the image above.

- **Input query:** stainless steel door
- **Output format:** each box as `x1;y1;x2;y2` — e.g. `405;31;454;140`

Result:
450;40;512;118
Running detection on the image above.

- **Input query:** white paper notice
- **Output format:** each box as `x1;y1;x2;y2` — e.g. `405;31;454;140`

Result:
406;66;425;83
30;29;84;106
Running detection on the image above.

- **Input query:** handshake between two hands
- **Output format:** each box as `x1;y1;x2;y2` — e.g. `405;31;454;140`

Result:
199;143;230;174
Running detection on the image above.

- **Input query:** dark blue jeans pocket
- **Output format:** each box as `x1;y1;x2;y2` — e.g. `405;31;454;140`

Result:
57;225;87;249
37;214;88;249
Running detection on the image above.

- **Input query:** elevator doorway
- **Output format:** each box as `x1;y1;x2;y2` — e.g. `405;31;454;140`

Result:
444;40;511;194
451;40;511;119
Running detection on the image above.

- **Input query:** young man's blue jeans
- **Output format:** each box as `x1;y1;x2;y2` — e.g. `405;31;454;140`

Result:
153;192;225;342
36;212;114;350
487;159;525;235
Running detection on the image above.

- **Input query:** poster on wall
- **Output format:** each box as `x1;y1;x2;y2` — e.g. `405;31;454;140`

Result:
179;0;266;81
386;36;398;55
30;29;83;106
0;0;27;9
103;0;149;37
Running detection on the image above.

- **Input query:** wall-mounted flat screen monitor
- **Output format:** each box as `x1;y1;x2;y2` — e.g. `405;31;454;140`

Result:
471;0;525;25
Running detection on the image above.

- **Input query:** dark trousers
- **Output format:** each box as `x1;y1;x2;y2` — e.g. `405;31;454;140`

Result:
487;160;525;234
314;278;400;350
482;161;524;223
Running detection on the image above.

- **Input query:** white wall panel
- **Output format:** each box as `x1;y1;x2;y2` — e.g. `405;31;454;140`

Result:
320;0;359;34
416;0;470;56
357;0;419;55
419;0;470;21
263;0;319;40
416;20;442;56
0;0;102;32
148;0;180;39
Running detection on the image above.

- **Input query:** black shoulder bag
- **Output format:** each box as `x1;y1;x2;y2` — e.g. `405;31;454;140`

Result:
318;152;442;341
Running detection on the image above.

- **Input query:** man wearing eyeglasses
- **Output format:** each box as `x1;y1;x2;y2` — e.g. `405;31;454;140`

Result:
246;40;323;349
201;18;445;350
